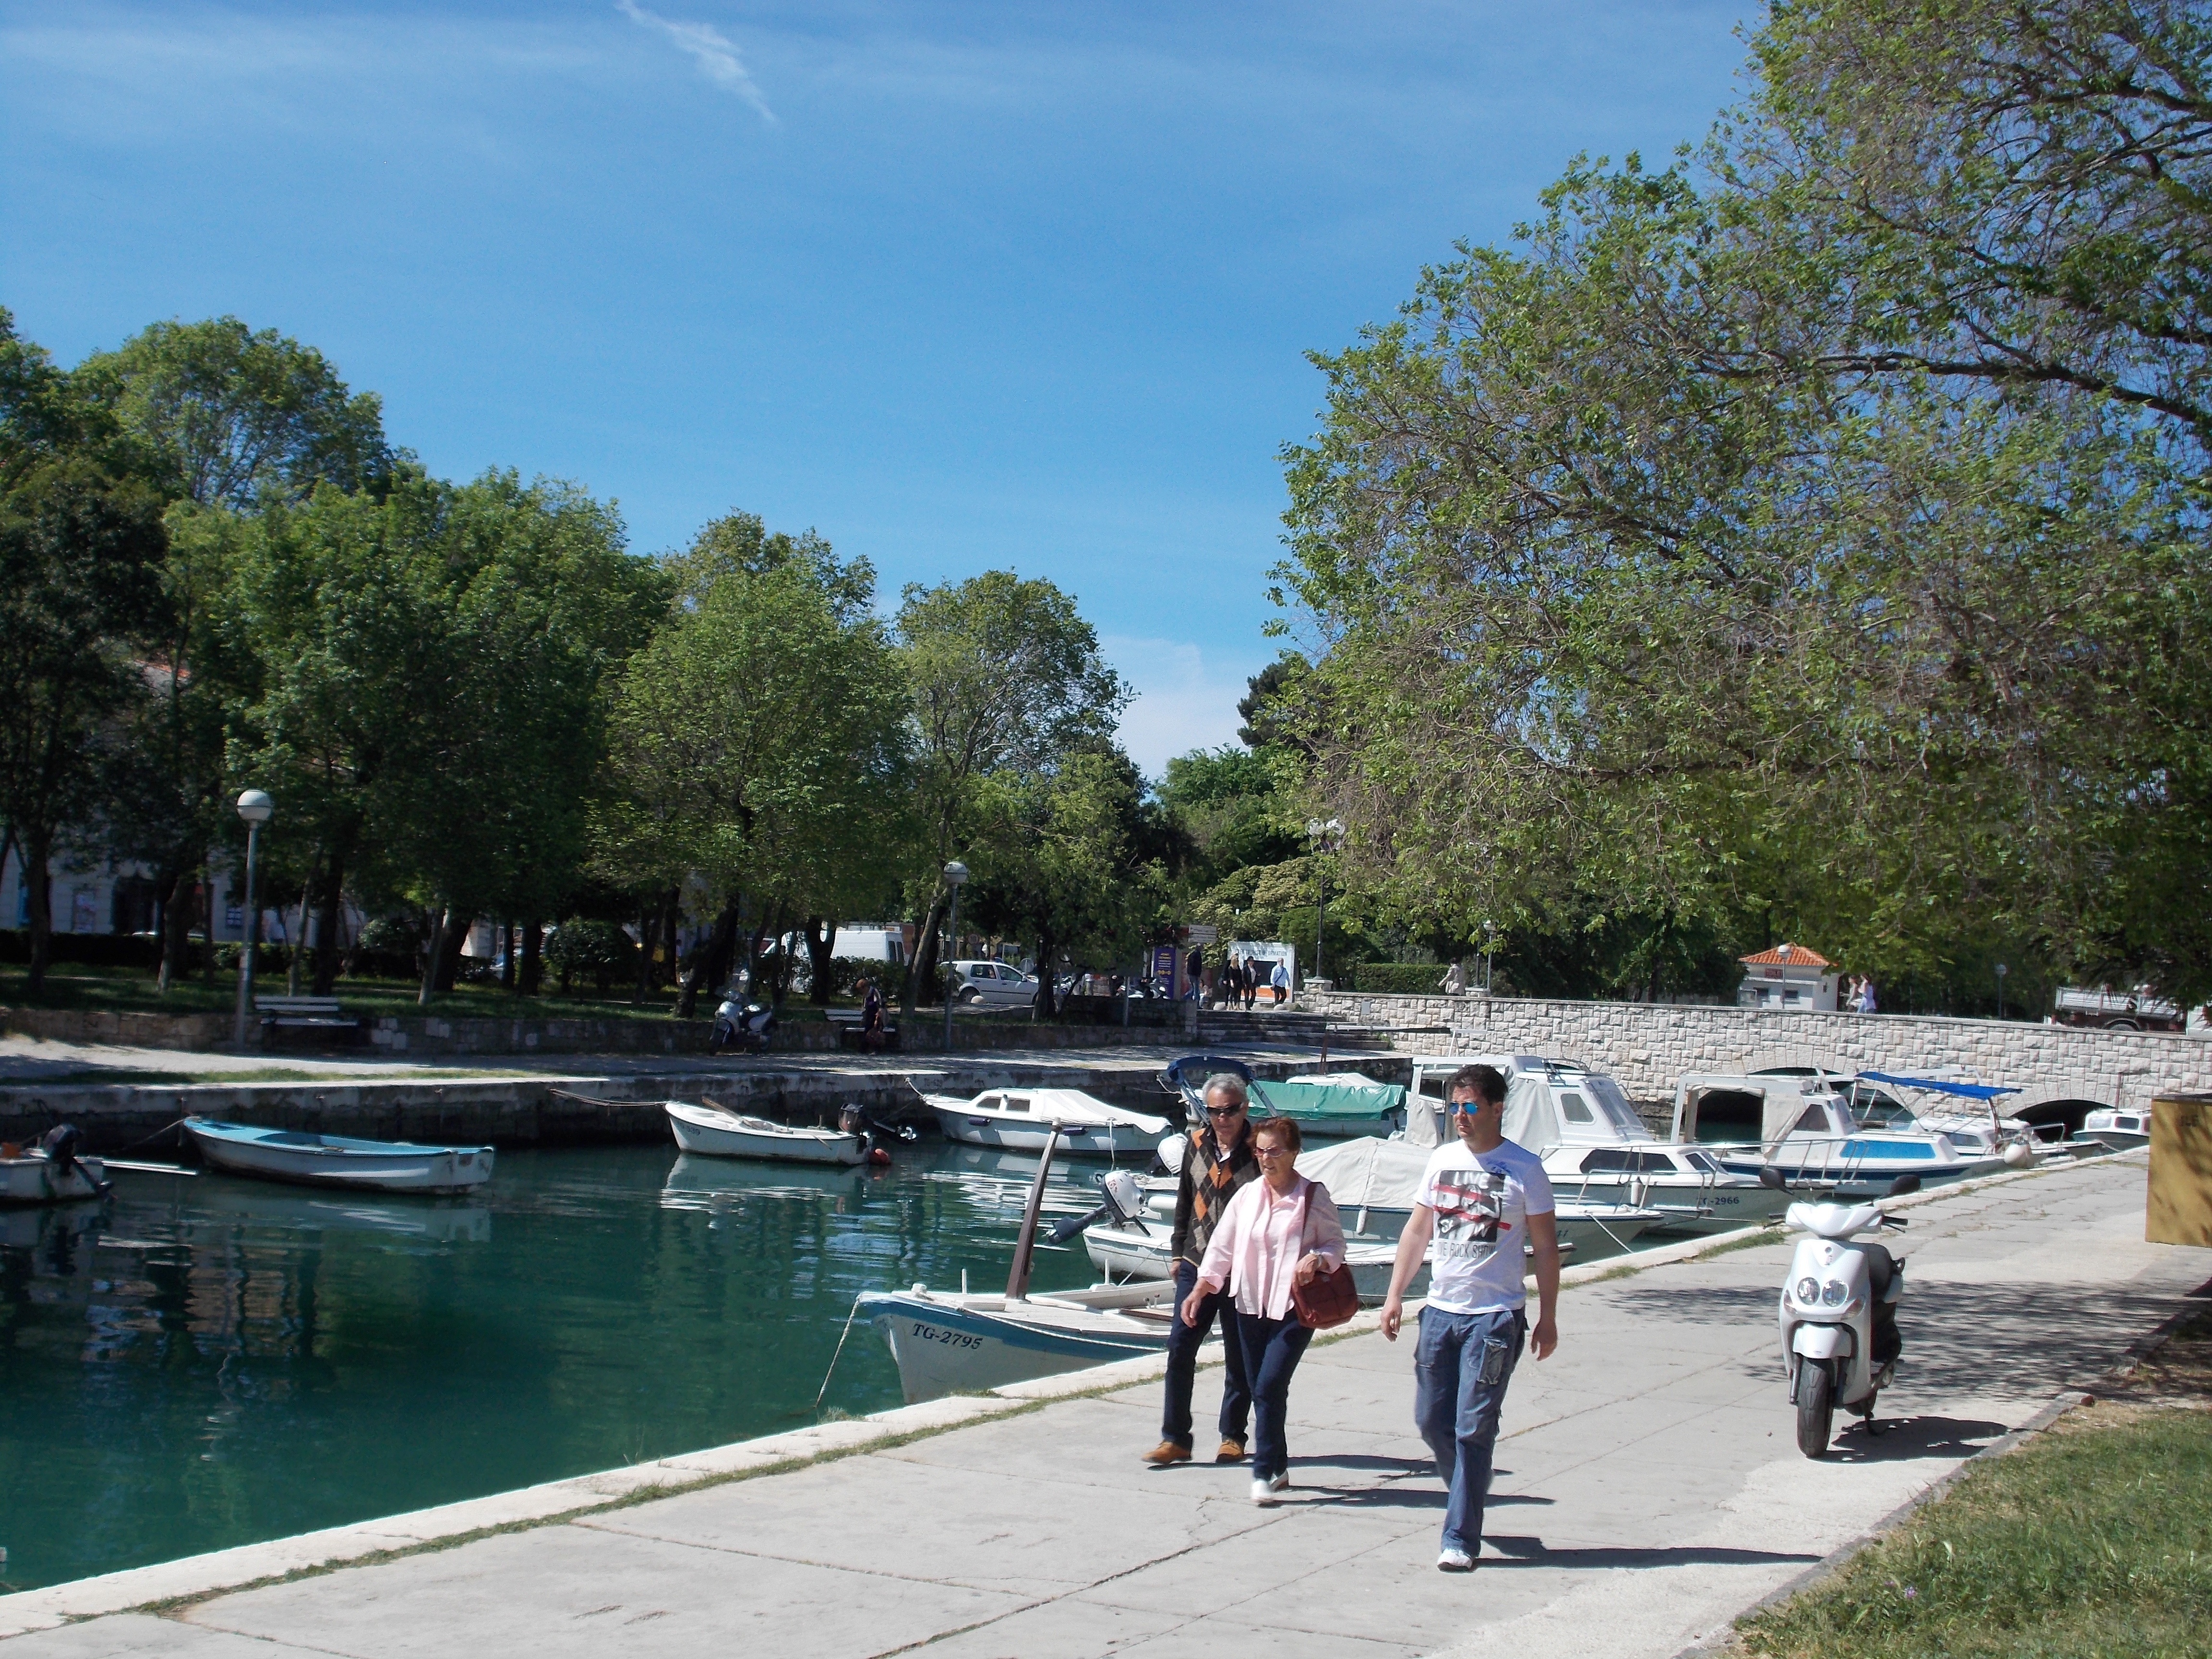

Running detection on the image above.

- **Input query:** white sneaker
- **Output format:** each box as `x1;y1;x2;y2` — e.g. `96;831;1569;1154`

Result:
1250;1474;1289;1505
1437;1545;1476;1572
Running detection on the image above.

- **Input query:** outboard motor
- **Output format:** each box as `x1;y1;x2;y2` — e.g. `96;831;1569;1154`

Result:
1048;1166;1155;1243
42;1122;85;1178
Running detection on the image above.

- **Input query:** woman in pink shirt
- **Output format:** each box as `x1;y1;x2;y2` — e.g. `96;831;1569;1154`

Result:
1182;1116;1347;1503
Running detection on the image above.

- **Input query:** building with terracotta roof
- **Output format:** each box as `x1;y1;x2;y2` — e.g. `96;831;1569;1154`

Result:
1736;942;1840;1012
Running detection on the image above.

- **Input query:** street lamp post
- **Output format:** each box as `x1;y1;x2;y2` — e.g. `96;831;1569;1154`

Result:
1305;818;1344;988
1995;961;2008;1022
231;790;274;1048
1482;920;1496;997
940;861;969;1050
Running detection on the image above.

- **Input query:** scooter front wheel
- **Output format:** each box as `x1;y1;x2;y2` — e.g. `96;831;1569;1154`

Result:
1796;1358;1835;1457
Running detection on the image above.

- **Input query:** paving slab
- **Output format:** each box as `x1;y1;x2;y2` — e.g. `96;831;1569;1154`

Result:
3;1153;2204;1659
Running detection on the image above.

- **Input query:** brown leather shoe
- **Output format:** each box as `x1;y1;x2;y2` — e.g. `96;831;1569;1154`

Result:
1216;1438;1247;1464
1142;1440;1192;1467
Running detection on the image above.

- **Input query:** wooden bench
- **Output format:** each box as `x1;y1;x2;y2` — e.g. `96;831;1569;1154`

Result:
255;996;367;1045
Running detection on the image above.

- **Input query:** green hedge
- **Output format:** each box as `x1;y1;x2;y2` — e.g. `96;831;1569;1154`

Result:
1341;962;1455;995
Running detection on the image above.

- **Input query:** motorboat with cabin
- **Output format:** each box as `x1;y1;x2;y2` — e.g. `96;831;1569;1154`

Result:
1400;1055;1773;1237
1670;1076;1997;1195
2076;1107;2152;1153
922;1087;1169;1158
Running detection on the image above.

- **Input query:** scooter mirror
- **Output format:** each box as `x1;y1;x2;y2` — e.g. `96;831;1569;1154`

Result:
1757;1165;1788;1191
1886;1174;1922;1197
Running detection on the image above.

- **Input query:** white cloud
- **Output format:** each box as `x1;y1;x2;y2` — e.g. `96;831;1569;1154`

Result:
1105;635;1258;780
617;0;775;122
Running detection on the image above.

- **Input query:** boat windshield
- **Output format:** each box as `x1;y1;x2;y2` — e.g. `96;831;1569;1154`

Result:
1848;1087;1916;1128
1584;1076;1653;1141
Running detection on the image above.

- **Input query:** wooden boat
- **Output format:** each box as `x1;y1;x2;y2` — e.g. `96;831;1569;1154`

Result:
182;1118;493;1195
924;1087;1168;1157
665;1101;867;1166
0;1151;109;1206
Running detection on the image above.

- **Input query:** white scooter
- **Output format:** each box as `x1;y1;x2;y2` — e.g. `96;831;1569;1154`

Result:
1760;1166;1918;1456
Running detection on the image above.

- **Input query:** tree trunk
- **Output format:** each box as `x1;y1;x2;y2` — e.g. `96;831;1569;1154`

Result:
684;901;742;1018
632;903;655;1003
22;825;55;994
433;914;468;994
418;905;449;1007
311;849;346;997
156;863;197;993
499;919;516;991
903;886;946;1020
804;916;838;1005
520;917;543;996
655;888;679;994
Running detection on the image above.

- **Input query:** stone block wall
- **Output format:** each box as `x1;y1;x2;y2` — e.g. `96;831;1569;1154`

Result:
1305;989;2212;1115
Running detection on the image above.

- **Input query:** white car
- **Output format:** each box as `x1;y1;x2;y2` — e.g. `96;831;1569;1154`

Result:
950;960;1039;1008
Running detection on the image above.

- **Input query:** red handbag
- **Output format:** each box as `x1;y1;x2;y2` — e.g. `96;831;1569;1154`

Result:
1289;1183;1359;1330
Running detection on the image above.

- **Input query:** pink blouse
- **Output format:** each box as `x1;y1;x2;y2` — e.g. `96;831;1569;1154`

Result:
1196;1175;1347;1319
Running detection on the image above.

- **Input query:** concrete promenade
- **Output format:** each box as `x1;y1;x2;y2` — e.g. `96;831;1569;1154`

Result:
3;1154;2205;1659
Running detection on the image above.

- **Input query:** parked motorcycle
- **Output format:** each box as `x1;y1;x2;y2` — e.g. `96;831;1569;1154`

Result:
711;998;776;1055
1762;1166;1919;1456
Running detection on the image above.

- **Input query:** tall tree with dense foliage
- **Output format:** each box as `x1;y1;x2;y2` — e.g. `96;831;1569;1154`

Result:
892;571;1126;1018
1277;0;2212;1005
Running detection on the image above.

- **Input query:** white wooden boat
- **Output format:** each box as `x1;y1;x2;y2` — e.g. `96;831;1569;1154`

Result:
182;1118;493;1195
861;1280;1186;1403
665;1101;867;1165
925;1087;1168;1158
0;1152;109;1206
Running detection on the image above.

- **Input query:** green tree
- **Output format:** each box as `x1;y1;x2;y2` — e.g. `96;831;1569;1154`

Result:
80;316;393;510
893;572;1126;1018
598;527;909;1017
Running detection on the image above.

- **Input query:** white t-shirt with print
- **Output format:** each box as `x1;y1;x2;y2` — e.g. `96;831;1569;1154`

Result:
1419;1139;1555;1315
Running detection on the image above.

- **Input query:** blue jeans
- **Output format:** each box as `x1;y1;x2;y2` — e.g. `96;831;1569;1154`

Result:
1234;1309;1314;1480
1161;1260;1251;1447
1414;1306;1526;1555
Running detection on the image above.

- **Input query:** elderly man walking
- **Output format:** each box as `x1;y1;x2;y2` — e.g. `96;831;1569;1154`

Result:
1380;1063;1560;1571
1143;1073;1261;1466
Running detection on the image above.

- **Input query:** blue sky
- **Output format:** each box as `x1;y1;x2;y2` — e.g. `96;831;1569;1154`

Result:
0;0;1753;773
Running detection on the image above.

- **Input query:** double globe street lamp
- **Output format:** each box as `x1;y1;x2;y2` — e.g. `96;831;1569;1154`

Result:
941;860;969;1050
231;789;274;1048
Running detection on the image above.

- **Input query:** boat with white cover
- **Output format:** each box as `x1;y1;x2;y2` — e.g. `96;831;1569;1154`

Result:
665;1100;868;1165
925;1087;1169;1157
2076;1107;2151;1152
1291;1136;1661;1256
182;1118;494;1195
0;1150;109;1206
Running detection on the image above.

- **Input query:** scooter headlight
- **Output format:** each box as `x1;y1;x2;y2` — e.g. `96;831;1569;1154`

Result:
1794;1277;1820;1304
1822;1279;1848;1306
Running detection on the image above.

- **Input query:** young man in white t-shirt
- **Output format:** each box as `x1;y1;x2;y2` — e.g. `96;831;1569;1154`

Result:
1380;1063;1560;1572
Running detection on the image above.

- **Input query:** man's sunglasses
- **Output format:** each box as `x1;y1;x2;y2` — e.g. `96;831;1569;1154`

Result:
1205;1104;1246;1117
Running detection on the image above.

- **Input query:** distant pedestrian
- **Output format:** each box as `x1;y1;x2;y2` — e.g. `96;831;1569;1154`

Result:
1858;976;1878;1014
1380;1063;1560;1572
1187;944;1205;1002
1242;958;1259;1010
1222;959;1244;1008
1145;1076;1261;1470
1441;961;1467;997
1184;1114;1346;1502
1270;958;1290;1005
857;978;885;1051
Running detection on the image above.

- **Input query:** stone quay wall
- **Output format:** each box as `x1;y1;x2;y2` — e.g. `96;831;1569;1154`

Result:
1304;989;2212;1116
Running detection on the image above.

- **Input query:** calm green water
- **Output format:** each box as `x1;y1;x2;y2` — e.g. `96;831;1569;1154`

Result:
0;1142;1108;1592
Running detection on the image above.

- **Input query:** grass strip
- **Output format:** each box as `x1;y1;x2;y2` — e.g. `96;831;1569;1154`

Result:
1737;1313;2212;1659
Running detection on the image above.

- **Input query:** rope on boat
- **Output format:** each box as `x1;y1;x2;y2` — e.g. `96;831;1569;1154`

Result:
543;1088;638;1109
813;1291;867;1412
112;1116;190;1154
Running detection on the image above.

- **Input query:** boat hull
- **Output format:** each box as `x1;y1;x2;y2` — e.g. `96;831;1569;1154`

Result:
665;1103;866;1165
861;1290;1176;1403
929;1107;1159;1158
0;1156;108;1207
184;1120;493;1195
